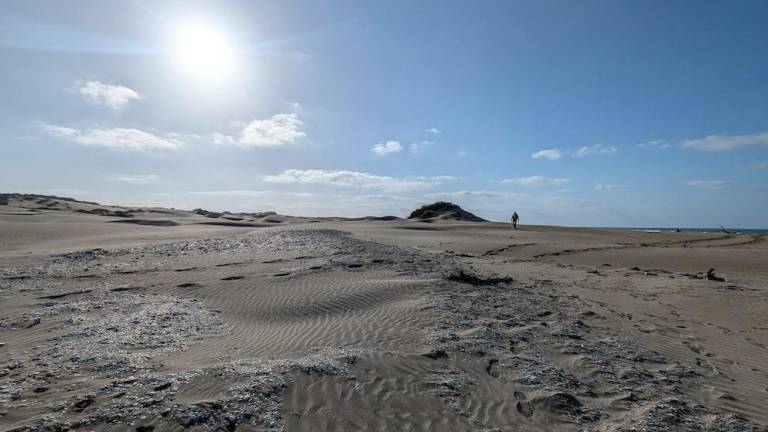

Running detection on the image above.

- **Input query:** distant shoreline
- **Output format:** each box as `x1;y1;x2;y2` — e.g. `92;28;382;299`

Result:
601;227;768;235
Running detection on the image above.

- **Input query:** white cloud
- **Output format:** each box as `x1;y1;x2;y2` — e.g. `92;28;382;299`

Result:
190;190;284;198
240;113;306;147
43;124;183;151
637;139;671;150
571;144;618;157
425;190;528;200
501;176;571;187
594;184;628;191
410;140;434;155
425;127;441;134
41;124;78;138
263;169;435;192
685;180;729;190
372;140;403;156
110;174;159;184
531;148;563;160
215;113;306;148
76;81;141;109
682;131;768;152
431;175;457;182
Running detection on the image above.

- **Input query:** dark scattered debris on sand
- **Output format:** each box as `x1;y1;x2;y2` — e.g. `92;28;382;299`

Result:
707;268;726;282
446;270;513;286
0;228;764;432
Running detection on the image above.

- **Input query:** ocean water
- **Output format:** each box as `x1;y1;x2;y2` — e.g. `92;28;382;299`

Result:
617;227;768;235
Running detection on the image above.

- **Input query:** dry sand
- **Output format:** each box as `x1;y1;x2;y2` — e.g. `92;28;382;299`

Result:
1;195;767;431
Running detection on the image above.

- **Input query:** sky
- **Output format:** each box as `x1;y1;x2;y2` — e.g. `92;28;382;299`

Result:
1;0;767;227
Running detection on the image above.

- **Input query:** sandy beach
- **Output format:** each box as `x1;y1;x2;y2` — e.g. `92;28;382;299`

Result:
1;195;767;431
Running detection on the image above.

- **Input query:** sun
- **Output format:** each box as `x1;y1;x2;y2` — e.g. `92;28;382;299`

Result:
173;23;234;79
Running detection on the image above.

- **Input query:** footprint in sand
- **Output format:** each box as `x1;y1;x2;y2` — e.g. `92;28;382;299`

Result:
514;392;535;417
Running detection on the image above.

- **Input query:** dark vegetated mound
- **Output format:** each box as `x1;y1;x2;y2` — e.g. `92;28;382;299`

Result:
76;208;134;217
408;201;487;222
1;193;99;206
249;211;278;218
110;219;179;227
362;215;401;221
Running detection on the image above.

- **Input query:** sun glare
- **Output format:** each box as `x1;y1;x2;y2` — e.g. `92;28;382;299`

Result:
174;23;234;79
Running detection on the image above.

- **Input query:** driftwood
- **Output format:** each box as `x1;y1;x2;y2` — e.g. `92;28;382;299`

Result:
719;224;732;234
706;268;725;282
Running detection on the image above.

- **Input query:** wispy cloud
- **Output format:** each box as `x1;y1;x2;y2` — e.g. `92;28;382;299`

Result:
190;190;290;198
76;81;141;109
682;131;768;152
533;145;617;160
214;113;306;148
425;127;441;134
371;140;402;156
425;190;528;200
685;180;729;190
109;174;159;184
263;169;437;192
457;150;468;157
531;148;563;160
571;144;618;157
637;139;671;150
41;124;78;138
410;140;434;155
42;124;183;151
501;176;571;187
594;184;628;191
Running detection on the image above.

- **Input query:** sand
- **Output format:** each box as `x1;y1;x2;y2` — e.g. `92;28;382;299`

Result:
1;195;767;431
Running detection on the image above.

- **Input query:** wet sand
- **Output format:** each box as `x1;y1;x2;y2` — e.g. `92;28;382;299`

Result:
1;196;767;431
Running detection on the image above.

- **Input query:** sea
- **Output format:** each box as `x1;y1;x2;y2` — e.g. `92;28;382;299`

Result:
613;227;768;235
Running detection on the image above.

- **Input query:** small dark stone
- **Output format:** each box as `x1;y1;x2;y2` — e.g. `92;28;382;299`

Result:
423;349;448;360
72;396;94;412
153;382;172;391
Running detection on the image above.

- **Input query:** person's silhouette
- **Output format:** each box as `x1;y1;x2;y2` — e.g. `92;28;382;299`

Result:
511;211;519;229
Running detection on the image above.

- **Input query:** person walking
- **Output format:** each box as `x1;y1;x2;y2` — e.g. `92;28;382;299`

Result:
511;211;519;229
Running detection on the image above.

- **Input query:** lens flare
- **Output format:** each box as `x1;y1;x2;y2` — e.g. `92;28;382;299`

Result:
174;23;234;79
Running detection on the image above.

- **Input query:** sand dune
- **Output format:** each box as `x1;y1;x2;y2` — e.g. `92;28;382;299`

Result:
1;196;766;431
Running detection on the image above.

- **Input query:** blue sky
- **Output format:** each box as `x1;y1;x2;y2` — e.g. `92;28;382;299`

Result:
2;0;767;227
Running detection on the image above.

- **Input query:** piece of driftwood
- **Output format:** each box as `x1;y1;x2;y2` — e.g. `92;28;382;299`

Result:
707;268;725;282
